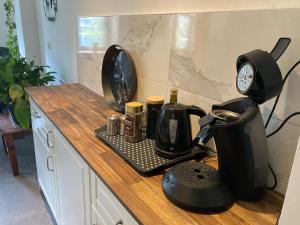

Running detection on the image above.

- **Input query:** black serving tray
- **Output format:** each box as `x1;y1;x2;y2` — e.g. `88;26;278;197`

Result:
95;126;208;176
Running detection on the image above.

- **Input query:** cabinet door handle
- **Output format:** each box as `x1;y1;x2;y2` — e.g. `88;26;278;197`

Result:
33;111;41;118
115;220;123;225
47;131;54;148
47;156;54;171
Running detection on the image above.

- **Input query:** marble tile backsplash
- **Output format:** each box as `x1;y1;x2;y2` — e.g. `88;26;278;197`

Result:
77;14;172;101
77;9;300;194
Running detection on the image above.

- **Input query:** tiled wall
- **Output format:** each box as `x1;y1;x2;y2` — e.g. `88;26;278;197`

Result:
77;9;300;194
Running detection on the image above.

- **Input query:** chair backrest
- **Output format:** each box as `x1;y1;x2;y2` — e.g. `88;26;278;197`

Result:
0;47;9;59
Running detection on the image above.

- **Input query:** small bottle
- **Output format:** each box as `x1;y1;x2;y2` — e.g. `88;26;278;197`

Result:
119;115;126;136
169;87;178;104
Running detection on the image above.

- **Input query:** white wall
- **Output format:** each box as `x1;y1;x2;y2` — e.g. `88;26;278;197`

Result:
35;0;300;83
13;0;41;63
14;0;25;57
0;0;41;62
35;0;78;83
0;0;8;47
18;0;41;64
76;0;300;16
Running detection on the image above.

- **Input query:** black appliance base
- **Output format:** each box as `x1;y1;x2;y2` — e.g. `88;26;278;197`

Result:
162;161;233;213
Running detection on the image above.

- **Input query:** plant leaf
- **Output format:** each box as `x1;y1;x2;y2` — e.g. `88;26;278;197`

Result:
14;98;30;128
9;84;24;102
2;58;14;85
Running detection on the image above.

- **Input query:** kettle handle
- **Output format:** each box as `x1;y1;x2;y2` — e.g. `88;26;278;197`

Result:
186;105;207;145
186;105;206;118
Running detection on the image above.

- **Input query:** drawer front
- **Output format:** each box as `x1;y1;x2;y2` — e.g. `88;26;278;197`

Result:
91;203;112;225
30;100;53;146
90;171;138;225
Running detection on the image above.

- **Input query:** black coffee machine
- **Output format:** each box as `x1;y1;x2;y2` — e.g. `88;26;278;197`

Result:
162;38;291;211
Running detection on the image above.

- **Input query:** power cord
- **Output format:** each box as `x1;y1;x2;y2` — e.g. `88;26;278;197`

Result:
266;164;277;190
265;60;300;128
267;112;300;138
265;60;300;190
266;112;300;189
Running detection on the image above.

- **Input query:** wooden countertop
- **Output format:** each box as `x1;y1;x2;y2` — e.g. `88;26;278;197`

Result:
27;83;283;225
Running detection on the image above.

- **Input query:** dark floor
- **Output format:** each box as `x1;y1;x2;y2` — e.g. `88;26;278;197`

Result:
0;135;54;225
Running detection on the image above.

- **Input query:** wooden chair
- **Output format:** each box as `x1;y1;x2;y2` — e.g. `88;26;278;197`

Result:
0;114;32;176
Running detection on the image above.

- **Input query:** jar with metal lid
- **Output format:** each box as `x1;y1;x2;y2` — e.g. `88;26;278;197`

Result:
146;96;164;139
106;115;119;136
125;102;143;142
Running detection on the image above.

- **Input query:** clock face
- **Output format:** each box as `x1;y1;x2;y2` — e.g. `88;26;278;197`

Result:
43;0;57;21
236;63;255;94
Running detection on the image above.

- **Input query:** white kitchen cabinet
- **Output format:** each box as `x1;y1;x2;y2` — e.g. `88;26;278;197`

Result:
31;99;138;225
54;127;91;225
31;101;59;223
90;170;139;225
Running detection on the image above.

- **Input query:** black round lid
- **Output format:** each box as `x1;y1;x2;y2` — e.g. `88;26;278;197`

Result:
162;161;233;212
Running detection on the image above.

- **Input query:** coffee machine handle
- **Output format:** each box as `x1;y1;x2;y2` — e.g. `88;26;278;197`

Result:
187;106;213;145
198;127;215;144
192;126;215;146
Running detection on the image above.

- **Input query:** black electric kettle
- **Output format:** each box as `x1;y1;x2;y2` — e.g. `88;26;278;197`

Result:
155;103;206;159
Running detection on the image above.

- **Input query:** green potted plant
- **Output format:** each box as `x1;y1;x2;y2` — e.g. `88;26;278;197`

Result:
0;57;55;128
0;0;55;128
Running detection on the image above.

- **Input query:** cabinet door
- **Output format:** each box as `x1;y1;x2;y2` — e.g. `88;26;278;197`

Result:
90;171;139;225
32;128;57;218
33;131;53;205
54;128;90;225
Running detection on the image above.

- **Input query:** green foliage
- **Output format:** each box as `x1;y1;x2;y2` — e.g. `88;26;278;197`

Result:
1;1;55;128
0;77;10;105
14;98;30;128
9;84;24;102
4;0;20;59
0;57;55;128
0;58;12;105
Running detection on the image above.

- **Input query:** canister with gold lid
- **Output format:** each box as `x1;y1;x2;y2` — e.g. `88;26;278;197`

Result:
125;102;143;114
146;96;164;139
125;102;143;142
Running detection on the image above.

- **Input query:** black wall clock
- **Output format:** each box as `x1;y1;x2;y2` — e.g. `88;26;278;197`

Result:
43;0;57;22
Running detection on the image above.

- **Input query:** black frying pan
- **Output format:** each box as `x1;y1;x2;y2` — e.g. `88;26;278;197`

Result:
101;45;137;113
